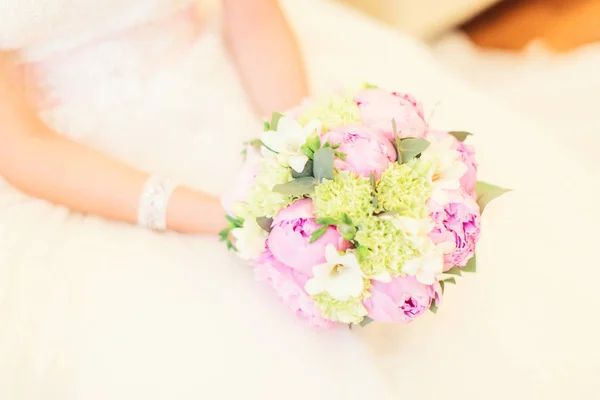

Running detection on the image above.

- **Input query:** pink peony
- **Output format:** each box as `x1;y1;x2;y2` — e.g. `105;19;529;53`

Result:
429;190;481;270
322;124;396;179
426;130;478;196
363;276;441;323
354;88;427;140
254;251;334;329
267;199;350;276
221;145;261;215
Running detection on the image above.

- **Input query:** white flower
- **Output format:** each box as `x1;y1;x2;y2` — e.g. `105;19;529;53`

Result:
305;245;365;301
402;239;455;285
261;117;321;172
231;218;268;261
420;137;467;204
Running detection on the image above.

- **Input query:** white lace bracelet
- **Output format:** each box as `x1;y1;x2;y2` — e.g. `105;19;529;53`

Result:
137;176;177;231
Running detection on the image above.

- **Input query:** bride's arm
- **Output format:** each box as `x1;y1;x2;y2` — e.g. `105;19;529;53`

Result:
222;0;309;115
0;55;226;235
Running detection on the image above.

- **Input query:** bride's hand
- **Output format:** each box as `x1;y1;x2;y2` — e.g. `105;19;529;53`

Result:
167;187;228;235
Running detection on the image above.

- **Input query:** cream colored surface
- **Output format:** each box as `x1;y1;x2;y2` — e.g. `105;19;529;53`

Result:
0;1;599;399
433;33;600;173
340;0;501;39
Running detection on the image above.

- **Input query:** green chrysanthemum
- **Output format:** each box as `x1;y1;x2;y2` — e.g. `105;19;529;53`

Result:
297;95;361;132
375;159;433;218
312;280;371;324
313;171;374;224
245;158;294;218
354;217;421;278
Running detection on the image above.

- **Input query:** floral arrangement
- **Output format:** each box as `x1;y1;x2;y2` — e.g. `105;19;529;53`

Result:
221;83;508;328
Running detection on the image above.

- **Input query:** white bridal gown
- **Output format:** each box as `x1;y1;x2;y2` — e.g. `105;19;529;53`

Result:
1;1;599;399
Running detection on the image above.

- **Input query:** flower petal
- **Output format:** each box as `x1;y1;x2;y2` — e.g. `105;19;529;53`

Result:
326;269;365;301
289;154;309;173
305;277;326;296
402;258;422;276
261;130;285;153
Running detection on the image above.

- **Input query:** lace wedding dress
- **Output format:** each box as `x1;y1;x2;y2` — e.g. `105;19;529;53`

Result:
1;1;598;399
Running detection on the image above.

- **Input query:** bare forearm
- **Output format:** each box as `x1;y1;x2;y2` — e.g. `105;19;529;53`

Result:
223;0;308;115
0;58;225;235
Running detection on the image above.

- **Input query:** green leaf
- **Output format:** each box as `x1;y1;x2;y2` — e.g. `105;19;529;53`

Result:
359;316;374;327
225;215;243;228
392;119;402;164
312;135;321;151
256;217;273;232
356;246;371;263
315;217;339;226
439;280;445;294
448;131;473;142
292;160;314;178
313;146;335;182
338;224;356;241
445;266;462;276
369;172;376;189
331;143;341;149
263;121;271;131
270;112;284;131
364;82;379;89
334;151;347;161
300;144;314;159
429;302;439;314
475;181;511;213
398;138;430;162
440;277;456;285
309;225;329;243
463;255;476;273
341;213;353;225
272;177;316;196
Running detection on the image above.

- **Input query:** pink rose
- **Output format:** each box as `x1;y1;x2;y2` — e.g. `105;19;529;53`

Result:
221;145;261;215
354;88;427;140
254;251;334;329
322;124;396;179
363;276;441;323
429;190;481;270
267;199;350;276
426;130;478;196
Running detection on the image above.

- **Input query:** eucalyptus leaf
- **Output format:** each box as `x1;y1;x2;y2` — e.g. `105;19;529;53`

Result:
440;277;456;285
445;266;462;276
256;217;273;232
359;316;374;327
439;280;445;294
371;197;378;208
429;302;439;314
313;146;335;182
392;119;402;164
463;255;476;273
309;225;329;243
448;131;473;142
369;172;376;189
270;112;284;131
315;217;339;226
398;138;430;162
272;177;316;196
475;181;511;213
292;160;314;178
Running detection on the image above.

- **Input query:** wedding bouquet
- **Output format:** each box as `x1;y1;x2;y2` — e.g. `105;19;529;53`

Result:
221;83;507;328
